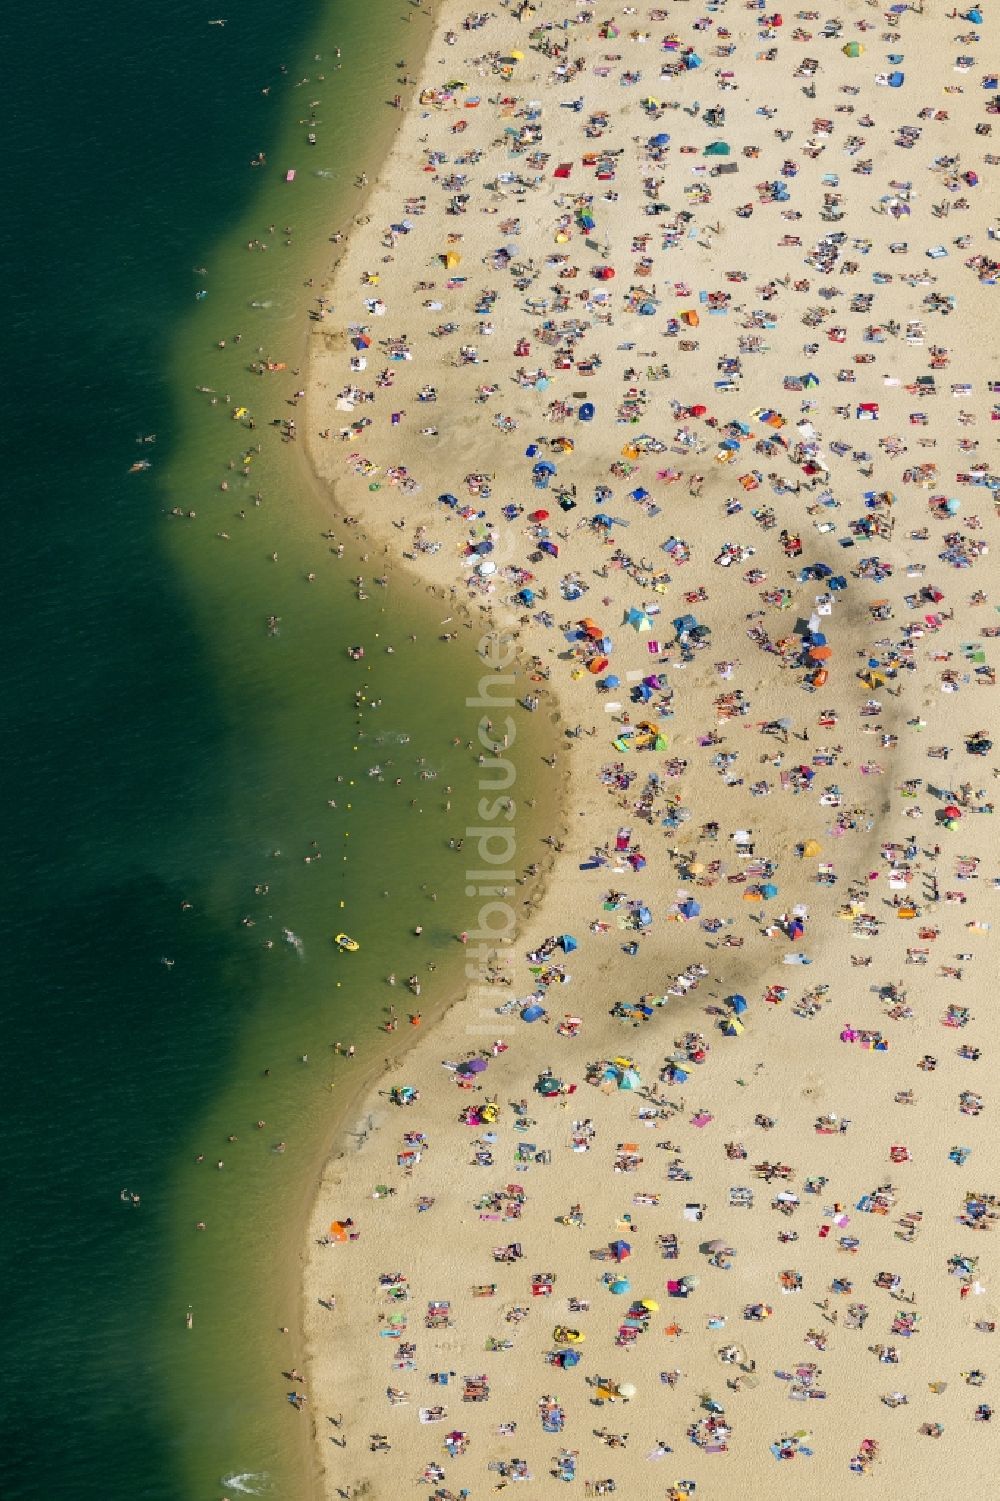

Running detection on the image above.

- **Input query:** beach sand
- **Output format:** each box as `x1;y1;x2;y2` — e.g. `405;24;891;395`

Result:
300;0;999;1494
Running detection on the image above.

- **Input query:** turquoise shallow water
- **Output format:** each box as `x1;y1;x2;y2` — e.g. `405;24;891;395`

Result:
2;4;550;1498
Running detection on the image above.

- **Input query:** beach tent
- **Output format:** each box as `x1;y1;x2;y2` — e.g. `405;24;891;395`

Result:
610;1278;631;1295
704;141;731;156
611;1239;631;1261
558;935;579;952
626;607;653;632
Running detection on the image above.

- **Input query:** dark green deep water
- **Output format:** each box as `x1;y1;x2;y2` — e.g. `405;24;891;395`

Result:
2;4;548;1497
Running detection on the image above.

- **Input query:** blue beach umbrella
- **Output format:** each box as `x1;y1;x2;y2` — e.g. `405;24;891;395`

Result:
522;1004;546;1022
610;1278;631;1295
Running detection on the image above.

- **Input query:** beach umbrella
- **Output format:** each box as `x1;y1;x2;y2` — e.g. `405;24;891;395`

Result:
458;1057;488;1075
705;1239;732;1255
610;1278;631;1295
760;882;778;899
726;993;748;1013
560;1349;581;1368
801;839;821;857
618;1067;642;1090
558;934;578;952
540;540;559;557
530;508;550;521
611;1239;631;1261
842;40;863;55
639;1299;659;1312
722;1017;745;1036
649;132;671;146
522;1004;546;1022
617;1382;637;1399
943;804;962;820
678;898;701;919
601;674;620;689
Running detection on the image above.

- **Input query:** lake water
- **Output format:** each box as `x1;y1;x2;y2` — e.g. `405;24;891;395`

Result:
1;3;550;1496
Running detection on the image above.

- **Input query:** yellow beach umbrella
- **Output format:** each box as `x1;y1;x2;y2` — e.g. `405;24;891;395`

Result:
640;1298;660;1312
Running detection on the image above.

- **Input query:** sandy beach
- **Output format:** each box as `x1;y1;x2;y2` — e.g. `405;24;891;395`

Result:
299;0;999;1494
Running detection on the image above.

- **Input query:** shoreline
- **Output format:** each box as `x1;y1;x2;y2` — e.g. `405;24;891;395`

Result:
300;0;999;1495
149;5;569;1498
